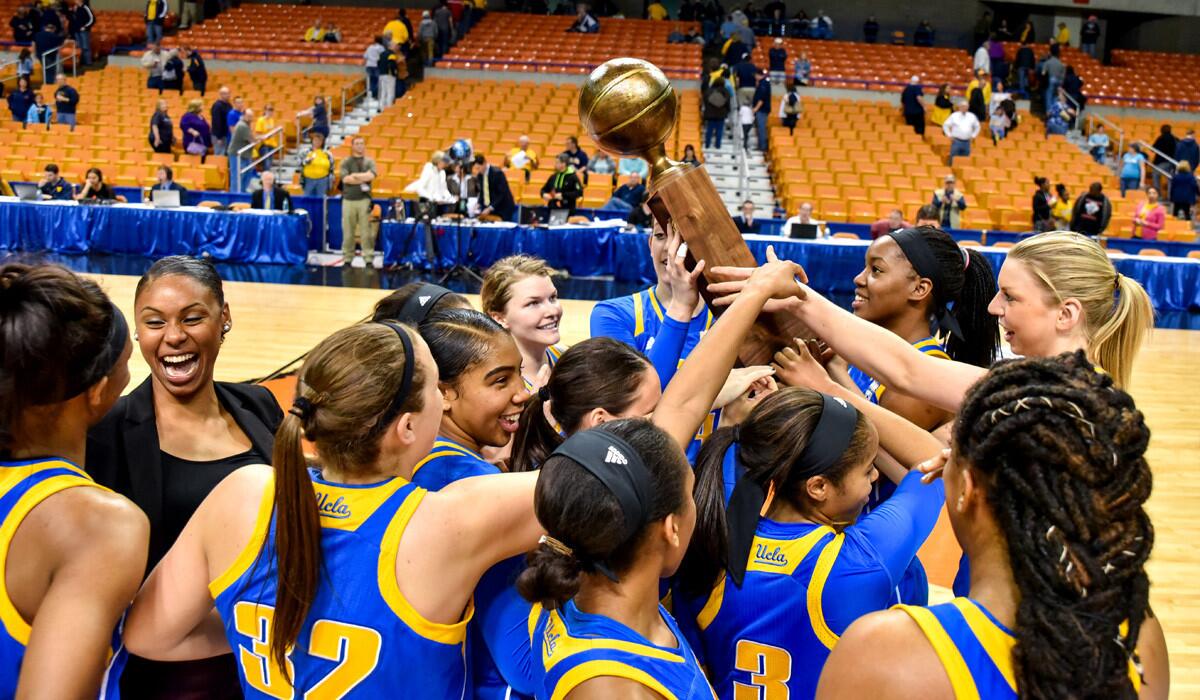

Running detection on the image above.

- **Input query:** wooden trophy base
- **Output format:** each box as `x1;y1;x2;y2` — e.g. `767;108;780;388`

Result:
647;163;812;367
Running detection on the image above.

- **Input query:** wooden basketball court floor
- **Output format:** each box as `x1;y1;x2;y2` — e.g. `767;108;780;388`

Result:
88;272;1200;692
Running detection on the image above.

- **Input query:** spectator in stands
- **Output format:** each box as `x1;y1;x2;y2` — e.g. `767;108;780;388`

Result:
151;165;187;196
15;48;32;80
148;100;173;154
560;135;588;179
942;101;979;165
226;95;244;131
33;19;62;84
180;0;201;30
869;208;908;239
1013;38;1034;98
181;99;211;159
1017;19;1034;43
862;15;878;43
340;136;378;266
625;192;654;229
504;134;538;183
144;0;165;45
53;76;77;130
140;42;164;89
186;47;207;96
250;170;292;212
590;150;615;182
1118;143;1145;197
811;9;832;39
791;51;811;86
1051;183;1071;229
734;12;755;47
37;164;73;199
1044;88;1074;136
7;75;33;123
1150;124;1177;193
602;172;645;212
723;35;747;65
784;202;827;236
23;92;51;128
900;75;924;136
1168;161;1198;220
69;0;93;65
254;104;279;170
988;79;1012;142
418;11;437;66
932;174;967;228
732;53;757;107
719;12;737;39
1080;16;1100;58
378;40;399;107
987;33;1006;85
74;167;115;201
752;69;771;151
472;154;515;221
304;19;325;42
914;203;939;227
768;38;786;82
1041;44;1065;113
299;131;335;197
210;86;232;155
567;2;599;33
1087;124;1109;163
734;199;761;233
703;69;730;149
1062;66;1085;124
929;83;952;125
1132;187;1165;240
972;41;990;77
228;107;255;193
1055;22;1070;46
779;82;800;134
160;48;184;94
737;98;753;150
618;157;649;179
646;1;668;20
382;8;409;46
913;20;934;47
1032;176;1056;232
403;150;453;212
323;23;343;43
434;0;454;58
1174;129;1199;171
363;36;384;100
966;69;990;123
1069;182;1111;236
540;154;583;215
10;5;35;44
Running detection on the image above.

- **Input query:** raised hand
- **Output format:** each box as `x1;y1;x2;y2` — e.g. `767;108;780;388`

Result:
711;365;776;411
919;448;952;484
709;246;808;313
771;338;836;392
664;224;705;319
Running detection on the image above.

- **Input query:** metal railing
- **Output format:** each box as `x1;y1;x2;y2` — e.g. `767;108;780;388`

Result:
1081;108;1125;166
40;41;77;85
340;77;367;122
232;125;284;194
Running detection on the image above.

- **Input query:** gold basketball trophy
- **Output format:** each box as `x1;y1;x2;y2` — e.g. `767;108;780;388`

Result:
579;57;810;366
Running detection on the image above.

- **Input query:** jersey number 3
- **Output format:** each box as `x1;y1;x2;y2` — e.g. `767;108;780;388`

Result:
733;639;792;700
234;601;383;699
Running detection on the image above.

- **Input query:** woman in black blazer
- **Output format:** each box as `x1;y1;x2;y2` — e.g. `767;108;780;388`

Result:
87;256;281;700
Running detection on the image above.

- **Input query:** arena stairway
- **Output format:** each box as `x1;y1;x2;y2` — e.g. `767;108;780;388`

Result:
276;95;380;187
702;120;779;216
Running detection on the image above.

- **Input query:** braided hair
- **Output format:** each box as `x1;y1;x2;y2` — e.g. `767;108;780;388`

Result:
954;350;1153;700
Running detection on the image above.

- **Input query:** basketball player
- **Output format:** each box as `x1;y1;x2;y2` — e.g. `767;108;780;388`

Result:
481;255;567;391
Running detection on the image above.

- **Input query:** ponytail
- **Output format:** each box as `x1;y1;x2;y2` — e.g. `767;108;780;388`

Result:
509;391;564;473
516;537;584;610
269;410;320;677
1092;274;1154;390
945;247;1000;368
677;426;737;598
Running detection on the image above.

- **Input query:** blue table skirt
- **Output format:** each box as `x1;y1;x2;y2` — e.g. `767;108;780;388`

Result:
0;199;309;265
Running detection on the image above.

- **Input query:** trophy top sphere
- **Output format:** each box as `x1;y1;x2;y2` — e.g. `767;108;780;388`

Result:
578;58;678;158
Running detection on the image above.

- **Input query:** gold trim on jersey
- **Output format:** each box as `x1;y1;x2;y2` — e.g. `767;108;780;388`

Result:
696;576;725;632
551;659;678;700
0;462;103;645
412;440;483;477
899;604;981;699
208;479;276;599
952;599;1017;693
377;486;473;645
744;526;834;577
541;608;686;670
807;533;845;649
309;478;407;532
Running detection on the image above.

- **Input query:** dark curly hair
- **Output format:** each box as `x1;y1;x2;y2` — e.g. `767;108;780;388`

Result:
954;350;1153;700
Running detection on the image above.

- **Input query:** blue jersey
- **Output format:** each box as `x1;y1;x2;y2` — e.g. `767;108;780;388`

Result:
531;600;715;700
678;471;945;700
210;472;472;699
523;344;567;392
0;459;123;698
411;438;500;492
897;598;1142;699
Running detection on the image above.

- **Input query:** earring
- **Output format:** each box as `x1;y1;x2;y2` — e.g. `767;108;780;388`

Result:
956;494;965;510
133;332;139;341
222;323;231;333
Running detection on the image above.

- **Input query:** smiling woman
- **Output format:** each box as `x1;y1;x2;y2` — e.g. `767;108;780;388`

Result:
85;255;283;699
480;255;566;391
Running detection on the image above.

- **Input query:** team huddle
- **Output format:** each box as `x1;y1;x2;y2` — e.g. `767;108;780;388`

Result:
0;223;1170;699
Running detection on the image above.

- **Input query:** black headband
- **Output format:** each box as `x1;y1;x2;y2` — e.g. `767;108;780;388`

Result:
376;321;417;425
396;284;453;326
726;393;860;587
887;228;964;341
549;429;654;582
59;302;128;401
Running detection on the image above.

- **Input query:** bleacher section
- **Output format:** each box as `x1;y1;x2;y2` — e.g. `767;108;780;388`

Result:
338;77;700;203
0;67;354;192
751;37;972;91
0;0;145;58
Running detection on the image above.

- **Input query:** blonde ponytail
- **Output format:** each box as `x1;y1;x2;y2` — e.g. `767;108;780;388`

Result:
1091;273;1154;389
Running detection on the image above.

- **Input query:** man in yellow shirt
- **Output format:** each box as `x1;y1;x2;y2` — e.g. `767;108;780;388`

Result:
254;104;279;169
383;10;409;45
503;134;538;182
304;19;325;42
647;2;668;20
1055;22;1070;46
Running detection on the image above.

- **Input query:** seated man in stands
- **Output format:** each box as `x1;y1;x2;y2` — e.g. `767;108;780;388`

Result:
150;165;187;196
567;2;599;33
503;134;538;183
251;170;293;212
561;136;589;180
913;20;934;47
74;167;115;201
37;163;73;200
603;173;646;212
9;5;34;44
324;24;342;42
1087;124;1110;164
869;208;909;239
617;156;649;180
733;199;761;233
23;92;52;128
305;19;326;42
590;150;616;184
783;201;827;237
540;154;583;217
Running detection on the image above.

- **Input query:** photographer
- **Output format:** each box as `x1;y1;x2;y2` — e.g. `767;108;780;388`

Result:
931;174;968;228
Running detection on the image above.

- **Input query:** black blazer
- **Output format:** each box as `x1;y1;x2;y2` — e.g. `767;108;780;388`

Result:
250;185;293;212
481;165;515;221
86;378;282;571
